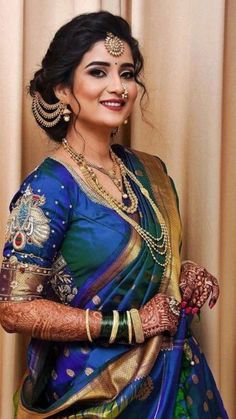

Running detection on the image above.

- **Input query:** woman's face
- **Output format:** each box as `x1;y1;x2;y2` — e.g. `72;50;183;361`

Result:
65;40;138;129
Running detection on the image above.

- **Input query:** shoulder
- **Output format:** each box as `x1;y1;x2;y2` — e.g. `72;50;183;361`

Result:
9;157;78;210
112;144;168;174
112;144;180;210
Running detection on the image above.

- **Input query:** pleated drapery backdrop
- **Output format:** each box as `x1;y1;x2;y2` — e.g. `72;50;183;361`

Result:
0;1;235;418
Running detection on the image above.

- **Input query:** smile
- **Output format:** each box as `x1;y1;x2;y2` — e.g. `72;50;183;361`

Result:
100;100;125;111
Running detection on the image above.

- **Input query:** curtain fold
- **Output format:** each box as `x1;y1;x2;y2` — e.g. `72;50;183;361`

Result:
0;1;235;418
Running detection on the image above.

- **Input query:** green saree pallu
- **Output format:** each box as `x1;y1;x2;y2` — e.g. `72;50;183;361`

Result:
0;145;228;418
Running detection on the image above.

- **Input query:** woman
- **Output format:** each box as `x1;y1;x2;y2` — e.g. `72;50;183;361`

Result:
0;11;228;419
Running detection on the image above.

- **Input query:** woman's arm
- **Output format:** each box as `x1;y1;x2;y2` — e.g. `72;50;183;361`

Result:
0;293;180;342
0;299;102;341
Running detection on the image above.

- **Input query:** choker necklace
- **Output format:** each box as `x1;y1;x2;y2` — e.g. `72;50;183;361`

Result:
62;138;171;269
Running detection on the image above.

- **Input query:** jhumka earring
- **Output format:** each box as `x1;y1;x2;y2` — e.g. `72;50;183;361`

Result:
32;92;71;128
104;32;125;57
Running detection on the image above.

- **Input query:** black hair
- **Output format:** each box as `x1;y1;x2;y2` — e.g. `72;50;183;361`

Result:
29;11;147;142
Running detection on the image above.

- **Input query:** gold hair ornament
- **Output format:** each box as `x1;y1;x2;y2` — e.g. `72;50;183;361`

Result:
104;32;125;57
32;92;71;127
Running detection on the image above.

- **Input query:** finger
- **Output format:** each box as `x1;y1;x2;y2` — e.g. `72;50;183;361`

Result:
209;278;220;308
181;285;195;302
192;288;211;309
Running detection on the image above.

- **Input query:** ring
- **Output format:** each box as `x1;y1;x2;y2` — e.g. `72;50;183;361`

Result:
168;297;181;316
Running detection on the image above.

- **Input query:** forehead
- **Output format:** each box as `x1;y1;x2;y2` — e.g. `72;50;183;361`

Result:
79;40;134;66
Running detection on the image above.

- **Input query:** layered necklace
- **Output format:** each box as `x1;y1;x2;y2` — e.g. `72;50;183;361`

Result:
62;138;171;269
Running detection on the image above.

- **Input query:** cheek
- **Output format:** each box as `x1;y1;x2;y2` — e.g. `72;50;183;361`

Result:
74;81;99;99
129;84;138;103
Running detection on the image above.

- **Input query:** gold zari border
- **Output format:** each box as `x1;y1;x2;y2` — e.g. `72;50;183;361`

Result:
0;259;51;301
132;149;182;300
17;336;163;418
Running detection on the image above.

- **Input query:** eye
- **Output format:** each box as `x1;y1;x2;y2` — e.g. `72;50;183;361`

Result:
120;70;135;80
88;68;106;78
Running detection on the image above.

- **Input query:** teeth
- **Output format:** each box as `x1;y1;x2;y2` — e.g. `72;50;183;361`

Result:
102;102;122;107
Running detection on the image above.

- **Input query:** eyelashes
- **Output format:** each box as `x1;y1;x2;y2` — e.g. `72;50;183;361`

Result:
88;68;135;80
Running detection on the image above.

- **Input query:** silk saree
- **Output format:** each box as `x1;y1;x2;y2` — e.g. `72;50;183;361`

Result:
0;145;228;418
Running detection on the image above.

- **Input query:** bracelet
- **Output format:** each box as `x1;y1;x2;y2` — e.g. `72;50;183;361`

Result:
100;313;113;340
126;310;132;344
85;308;93;342
98;309;142;345
130;308;144;343
109;310;119;344
116;312;128;341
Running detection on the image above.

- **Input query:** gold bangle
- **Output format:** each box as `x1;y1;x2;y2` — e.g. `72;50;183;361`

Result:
126;311;133;344
126;310;132;344
130;309;144;343
85;308;93;342
109;310;119;344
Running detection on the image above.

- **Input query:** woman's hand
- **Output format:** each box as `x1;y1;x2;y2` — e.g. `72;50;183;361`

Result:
179;261;220;311
139;293;180;339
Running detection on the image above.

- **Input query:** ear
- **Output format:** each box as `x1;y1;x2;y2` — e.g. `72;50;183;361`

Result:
53;84;71;103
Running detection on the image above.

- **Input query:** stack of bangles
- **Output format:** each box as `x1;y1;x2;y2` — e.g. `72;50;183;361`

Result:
85;308;144;344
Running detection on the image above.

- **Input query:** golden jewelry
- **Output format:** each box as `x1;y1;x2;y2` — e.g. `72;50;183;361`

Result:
32;92;71;127
62;139;171;269
85;308;93;342
130;309;144;343
104;32;125;57
62;139;138;213
168;297;181;317
109;310;119;343
86;158;123;194
126;310;133;344
111;150;172;268
121;83;128;100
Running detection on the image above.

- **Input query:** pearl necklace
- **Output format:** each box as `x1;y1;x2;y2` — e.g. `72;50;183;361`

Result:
62;139;171;268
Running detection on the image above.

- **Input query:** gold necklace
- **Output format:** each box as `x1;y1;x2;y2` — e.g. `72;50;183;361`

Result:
62;139;138;213
86;159;124;195
62;139;171;268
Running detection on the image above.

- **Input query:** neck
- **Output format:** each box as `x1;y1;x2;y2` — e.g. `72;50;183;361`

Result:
65;123;114;166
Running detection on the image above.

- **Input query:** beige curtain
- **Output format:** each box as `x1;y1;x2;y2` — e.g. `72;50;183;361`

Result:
0;1;235;417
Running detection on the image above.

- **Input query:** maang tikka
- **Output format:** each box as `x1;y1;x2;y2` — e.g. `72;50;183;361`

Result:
104;32;125;57
32;92;71;128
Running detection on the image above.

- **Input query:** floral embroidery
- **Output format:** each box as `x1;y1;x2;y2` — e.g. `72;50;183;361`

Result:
5;185;50;251
10;280;19;289
51;256;78;305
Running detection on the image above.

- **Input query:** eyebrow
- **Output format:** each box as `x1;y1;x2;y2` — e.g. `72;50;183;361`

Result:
84;61;135;69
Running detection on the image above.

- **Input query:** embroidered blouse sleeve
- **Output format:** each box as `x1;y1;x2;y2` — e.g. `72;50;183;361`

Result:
0;160;75;302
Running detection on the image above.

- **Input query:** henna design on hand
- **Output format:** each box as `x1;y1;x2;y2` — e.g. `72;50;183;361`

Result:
0;299;102;341
179;261;220;309
139;293;180;339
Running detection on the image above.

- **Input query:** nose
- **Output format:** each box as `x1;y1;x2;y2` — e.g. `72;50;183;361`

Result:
106;73;124;96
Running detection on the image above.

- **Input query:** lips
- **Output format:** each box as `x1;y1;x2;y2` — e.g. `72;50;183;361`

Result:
100;99;125;111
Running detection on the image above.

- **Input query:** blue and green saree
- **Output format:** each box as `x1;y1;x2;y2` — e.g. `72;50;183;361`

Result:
0;145;228;418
